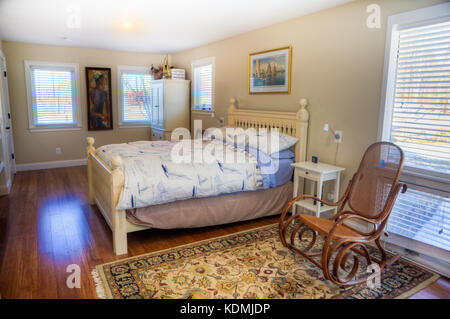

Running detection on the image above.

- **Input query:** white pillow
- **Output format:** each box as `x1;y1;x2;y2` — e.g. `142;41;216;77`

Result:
204;126;298;155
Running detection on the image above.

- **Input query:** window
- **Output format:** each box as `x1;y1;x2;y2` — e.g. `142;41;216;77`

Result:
25;61;81;131
118;66;153;127
192;57;214;112
379;3;449;274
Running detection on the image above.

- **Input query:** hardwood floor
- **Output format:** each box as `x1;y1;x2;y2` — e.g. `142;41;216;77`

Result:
0;166;448;299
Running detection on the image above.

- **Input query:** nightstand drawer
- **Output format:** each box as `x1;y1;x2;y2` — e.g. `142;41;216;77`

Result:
295;169;320;180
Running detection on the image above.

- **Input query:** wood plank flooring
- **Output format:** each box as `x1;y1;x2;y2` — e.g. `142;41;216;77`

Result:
0;166;448;299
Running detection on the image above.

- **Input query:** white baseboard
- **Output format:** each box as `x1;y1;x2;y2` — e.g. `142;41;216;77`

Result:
16;158;87;172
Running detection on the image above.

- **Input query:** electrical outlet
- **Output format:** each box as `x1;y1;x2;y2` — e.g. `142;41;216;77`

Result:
56;147;62;155
327;192;334;201
219;117;225;126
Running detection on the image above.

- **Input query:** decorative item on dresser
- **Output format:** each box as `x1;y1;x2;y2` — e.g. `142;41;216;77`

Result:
86;97;309;255
149;79;190;141
170;68;185;80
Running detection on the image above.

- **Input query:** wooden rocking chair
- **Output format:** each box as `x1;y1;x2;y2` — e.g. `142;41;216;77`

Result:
279;142;407;286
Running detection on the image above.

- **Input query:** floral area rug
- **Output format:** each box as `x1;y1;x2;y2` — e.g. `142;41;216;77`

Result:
92;224;438;299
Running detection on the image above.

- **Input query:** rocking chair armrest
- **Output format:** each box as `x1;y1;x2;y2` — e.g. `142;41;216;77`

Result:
290;194;341;207
279;194;339;228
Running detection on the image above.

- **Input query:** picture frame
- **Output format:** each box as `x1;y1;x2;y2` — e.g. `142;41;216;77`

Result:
248;46;291;94
86;67;113;130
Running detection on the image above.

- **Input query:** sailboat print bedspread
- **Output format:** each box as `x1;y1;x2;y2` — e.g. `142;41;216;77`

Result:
96;140;263;210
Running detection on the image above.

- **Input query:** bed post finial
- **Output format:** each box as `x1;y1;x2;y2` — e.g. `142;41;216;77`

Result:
295;98;309;163
86;137;95;155
111;156;123;171
229;98;238;111
228;98;238;126
297;98;309;119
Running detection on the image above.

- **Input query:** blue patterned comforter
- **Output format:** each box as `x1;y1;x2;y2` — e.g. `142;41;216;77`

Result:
96;140;263;210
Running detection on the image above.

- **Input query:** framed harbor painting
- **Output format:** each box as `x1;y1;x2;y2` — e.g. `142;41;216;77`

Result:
248;46;291;94
86;67;113;130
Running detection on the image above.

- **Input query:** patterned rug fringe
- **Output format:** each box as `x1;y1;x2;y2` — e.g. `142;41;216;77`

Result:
91;267;106;299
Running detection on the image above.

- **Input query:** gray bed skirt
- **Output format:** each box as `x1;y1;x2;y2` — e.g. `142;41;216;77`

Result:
126;182;293;229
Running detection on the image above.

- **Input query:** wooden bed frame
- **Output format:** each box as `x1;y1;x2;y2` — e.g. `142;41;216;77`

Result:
86;98;310;255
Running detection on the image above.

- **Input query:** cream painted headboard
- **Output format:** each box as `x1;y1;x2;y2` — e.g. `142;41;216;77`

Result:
227;98;309;162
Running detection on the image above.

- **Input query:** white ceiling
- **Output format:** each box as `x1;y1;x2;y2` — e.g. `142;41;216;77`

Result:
0;0;353;54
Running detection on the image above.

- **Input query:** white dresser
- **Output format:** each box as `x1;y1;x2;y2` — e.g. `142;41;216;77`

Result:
149;79;190;141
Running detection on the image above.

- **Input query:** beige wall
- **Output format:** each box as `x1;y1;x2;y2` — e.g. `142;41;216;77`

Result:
3;0;446;177
3;41;166;164
172;0;446;190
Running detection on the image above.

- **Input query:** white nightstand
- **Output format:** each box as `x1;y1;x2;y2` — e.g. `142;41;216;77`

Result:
291;161;345;217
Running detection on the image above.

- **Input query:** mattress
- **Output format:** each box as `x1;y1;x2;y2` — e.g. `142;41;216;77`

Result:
127;182;293;229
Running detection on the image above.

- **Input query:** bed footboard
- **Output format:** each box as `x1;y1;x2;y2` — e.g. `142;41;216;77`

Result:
87;137;128;255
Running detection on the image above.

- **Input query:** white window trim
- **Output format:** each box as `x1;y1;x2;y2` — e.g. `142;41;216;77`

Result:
117;65;152;128
378;2;450;182
378;3;450;273
191;56;215;113
24;60;82;132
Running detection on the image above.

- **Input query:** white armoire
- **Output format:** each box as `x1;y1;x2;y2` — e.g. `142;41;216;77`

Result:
149;79;190;141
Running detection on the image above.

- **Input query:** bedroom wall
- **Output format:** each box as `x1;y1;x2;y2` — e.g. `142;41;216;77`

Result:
2;41;166;165
171;0;447;193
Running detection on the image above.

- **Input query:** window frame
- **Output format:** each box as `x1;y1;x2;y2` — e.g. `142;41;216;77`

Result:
378;3;450;274
24;60;82;132
191;56;215;114
378;2;450;182
117;65;153;128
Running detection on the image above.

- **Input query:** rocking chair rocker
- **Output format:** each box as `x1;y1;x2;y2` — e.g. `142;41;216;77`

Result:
279;142;407;286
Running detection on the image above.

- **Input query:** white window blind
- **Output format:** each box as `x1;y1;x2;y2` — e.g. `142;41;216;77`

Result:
193;61;213;111
383;18;450;256
388;186;449;252
121;72;152;123
30;67;77;126
390;21;450;174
